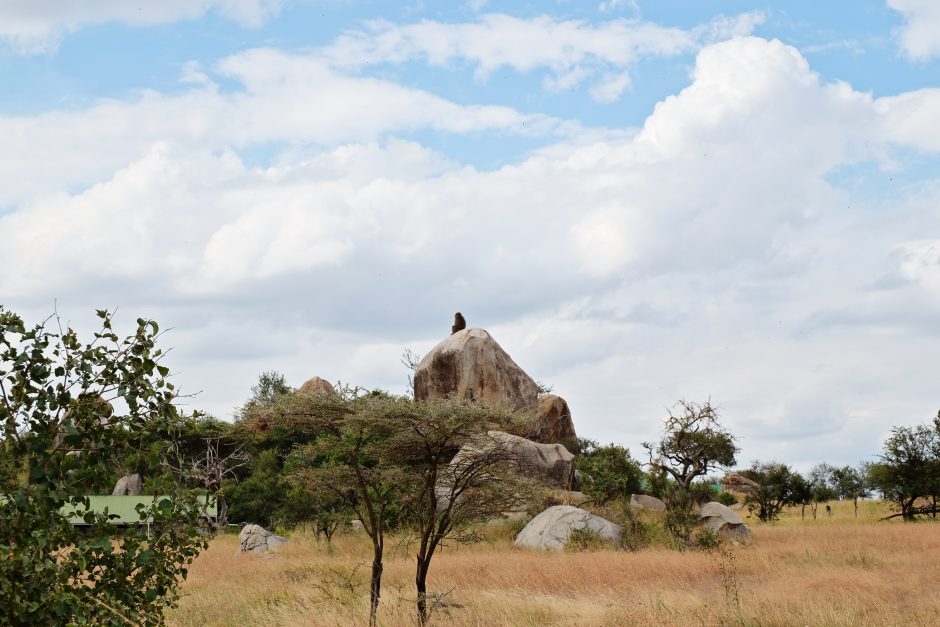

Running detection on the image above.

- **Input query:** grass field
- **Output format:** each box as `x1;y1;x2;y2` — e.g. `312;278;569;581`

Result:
167;500;940;626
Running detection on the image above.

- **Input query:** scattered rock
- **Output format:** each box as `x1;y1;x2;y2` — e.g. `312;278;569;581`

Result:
630;494;667;512
298;376;335;396
525;394;577;444
451;430;576;489
514;505;622;551
413;329;539;412
237;524;288;555
112;473;143;496
698;501;752;544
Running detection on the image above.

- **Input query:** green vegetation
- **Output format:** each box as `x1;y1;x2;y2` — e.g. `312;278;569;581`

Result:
0;307;207;625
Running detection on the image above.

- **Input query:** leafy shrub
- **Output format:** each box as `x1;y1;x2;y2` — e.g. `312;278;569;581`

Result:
566;528;614;552
717;491;738;507
694;527;721;550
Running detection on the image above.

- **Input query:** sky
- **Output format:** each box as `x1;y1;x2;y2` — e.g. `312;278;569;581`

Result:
1;0;939;471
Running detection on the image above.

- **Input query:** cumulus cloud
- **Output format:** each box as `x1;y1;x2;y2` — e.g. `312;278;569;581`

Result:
0;48;560;208
0;0;283;53
321;12;766;101
888;0;940;60
2;35;940;466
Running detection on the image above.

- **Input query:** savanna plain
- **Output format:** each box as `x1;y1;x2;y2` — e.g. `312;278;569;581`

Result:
168;500;939;627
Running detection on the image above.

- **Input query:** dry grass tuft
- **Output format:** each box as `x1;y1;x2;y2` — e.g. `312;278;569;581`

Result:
168;500;940;626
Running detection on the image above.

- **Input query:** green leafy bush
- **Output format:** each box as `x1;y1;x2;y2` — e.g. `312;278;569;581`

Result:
0;307;207;625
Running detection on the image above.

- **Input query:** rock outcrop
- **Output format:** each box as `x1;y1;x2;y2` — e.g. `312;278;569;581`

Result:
237;524;287;555
630;494;667;512
722;473;760;495
514;505;622;550
525;394;577;444
298;376;335;396
699;501;752;544
112;473;143;496
413;329;538;412
450;430;577;489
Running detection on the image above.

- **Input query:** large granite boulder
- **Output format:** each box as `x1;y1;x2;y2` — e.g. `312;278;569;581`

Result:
451;431;576;489
112;473;143;496
699;501;752;544
414;329;538;412
298;376;335;396
630;494;666;512
237;524;288;555
515;505;622;550
524;395;577;444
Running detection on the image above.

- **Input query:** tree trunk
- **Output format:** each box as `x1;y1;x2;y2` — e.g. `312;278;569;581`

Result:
800;504;805;520
853;497;858;518
369;545;383;627
416;557;430;625
216;492;228;530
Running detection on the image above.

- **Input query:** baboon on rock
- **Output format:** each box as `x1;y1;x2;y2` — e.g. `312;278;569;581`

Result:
452;312;466;334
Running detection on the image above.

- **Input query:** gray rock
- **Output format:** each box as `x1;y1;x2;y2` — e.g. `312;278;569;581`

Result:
112;473;143;496
514;505;621;551
237;524;287;555
413;328;539;412
450;430;576;489
698;501;751;544
630;494;666;511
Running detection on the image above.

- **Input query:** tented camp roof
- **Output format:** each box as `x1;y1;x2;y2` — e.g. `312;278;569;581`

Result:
63;495;216;525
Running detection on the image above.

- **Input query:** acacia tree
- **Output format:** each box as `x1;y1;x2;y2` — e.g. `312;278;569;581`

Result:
830;464;870;518
0;307;206;625
381;397;529;625
741;462;799;522
868;418;940;520
283;390;406;627
643;399;739;492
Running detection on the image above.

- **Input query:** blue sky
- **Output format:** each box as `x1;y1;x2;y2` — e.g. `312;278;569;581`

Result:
1;0;939;469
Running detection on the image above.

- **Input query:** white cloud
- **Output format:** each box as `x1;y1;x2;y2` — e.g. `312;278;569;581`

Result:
2;35;940;467
322;12;765;102
0;48;560;208
888;0;940;60
876;88;940;153
0;0;283;53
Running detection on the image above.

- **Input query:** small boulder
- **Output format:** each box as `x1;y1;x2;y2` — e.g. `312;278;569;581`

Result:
298;376;335;396
525;394;577;444
698;501;751;544
112;473;143;496
413;329;539;412
237;524;288;555
515;505;621;551
630;494;666;512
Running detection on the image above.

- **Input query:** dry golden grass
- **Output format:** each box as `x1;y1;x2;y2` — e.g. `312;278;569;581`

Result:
167;501;940;626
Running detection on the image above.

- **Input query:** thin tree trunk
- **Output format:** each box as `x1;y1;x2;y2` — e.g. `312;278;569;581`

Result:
853;497;858;518
416;557;430;625
369;543;383;627
216;492;228;530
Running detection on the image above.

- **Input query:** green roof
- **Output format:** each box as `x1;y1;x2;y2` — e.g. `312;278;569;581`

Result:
63;495;216;525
